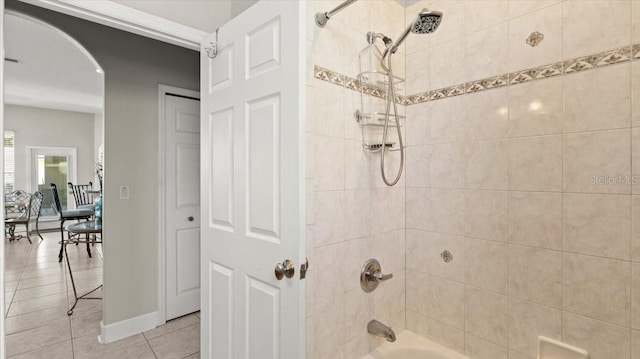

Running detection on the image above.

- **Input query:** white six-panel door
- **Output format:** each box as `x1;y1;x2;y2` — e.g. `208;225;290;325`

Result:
200;1;306;358
165;94;201;320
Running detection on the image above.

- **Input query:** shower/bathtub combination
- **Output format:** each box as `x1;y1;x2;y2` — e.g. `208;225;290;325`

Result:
308;0;628;358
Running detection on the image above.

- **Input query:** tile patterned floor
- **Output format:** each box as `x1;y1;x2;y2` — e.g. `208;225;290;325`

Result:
4;231;200;358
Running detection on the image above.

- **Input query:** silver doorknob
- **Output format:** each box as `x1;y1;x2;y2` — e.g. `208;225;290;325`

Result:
188;216;194;222
275;259;295;280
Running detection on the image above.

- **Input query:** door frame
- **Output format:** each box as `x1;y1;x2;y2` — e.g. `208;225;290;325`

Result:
157;85;200;325
1;1;207;351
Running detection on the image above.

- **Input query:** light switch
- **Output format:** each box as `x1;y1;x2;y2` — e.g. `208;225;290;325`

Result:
120;186;129;200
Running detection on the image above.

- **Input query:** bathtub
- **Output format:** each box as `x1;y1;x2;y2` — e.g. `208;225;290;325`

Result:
362;331;469;359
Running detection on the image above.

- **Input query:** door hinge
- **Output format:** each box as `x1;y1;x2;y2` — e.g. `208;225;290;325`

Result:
300;258;309;280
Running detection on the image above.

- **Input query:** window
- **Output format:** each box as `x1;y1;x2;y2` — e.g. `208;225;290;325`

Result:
4;131;15;194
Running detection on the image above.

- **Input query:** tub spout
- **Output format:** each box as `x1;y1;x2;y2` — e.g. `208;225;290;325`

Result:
367;319;396;342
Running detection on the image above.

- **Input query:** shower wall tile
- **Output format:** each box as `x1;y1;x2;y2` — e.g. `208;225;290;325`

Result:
405;0;430;54
343;288;369;343
508;298;562;359
464;139;508;190
313;135;345;191
508;191;562;250
464;87;508;141
429;142;465;188
406;145;431;188
465;23;508;81
371;229;406;274
508;0;562;19
507;76;562;137
406;231;426;273
429;95;465;143
465;286;509;346
370;270;406;332
422;317;466;354
428;0;466;47
309;80;346;138
563;253;631;327
634;196;640;262
465;237;508;294
343;334;368;359
344;140;373;190
406;269;429;315
634;330;640;359
313;242;347;301
562;0;631;60
370;187;405;233
313;296;345;359
633;263;640;329
426;189;466;235
464;334;508;359
563;129;631;194
429;38;466;90
313;190;345;247
508;245;562;309
307;2;406;358
423;231;466;283
425;276;465;330
464;190;508;242
406;187;430;230
344;189;371;240
406;47;430;95
563;63;631;133
508;135;563;192
343;90;361;141
563;193;631;261
465;1;508;34
634;1;640;44
633;128;640;194
405;102;430;146
563;312;631;359
508;4;562;72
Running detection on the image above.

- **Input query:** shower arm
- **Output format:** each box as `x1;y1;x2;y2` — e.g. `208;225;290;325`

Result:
315;0;358;28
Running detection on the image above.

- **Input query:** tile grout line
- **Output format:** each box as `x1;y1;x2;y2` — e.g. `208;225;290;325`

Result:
142;331;160;359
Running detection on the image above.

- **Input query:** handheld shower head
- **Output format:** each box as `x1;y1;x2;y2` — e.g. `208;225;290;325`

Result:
385;9;442;57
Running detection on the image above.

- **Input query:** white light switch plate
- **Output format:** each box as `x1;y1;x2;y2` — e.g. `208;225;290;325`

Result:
120;186;129;200
538;336;588;359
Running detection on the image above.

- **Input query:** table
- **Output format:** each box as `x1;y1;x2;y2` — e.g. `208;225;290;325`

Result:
64;221;102;315
5;201;23;241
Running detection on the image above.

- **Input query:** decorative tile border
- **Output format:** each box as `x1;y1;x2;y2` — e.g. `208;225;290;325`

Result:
314;43;639;106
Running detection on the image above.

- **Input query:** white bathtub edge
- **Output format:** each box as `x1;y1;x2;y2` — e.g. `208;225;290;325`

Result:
361;330;470;359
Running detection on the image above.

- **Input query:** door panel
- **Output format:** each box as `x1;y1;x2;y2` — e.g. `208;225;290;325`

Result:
165;94;201;320
201;1;306;358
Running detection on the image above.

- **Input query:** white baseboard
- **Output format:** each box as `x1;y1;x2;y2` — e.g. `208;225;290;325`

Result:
98;311;160;343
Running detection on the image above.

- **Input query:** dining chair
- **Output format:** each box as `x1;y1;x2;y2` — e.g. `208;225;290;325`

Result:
5;190;30;217
67;182;94;210
5;191;44;244
50;183;94;261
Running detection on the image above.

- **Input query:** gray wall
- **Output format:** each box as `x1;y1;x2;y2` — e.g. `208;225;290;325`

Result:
6;0;200;325
4;104;96;194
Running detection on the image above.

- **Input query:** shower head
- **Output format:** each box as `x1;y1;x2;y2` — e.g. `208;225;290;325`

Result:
386;9;442;56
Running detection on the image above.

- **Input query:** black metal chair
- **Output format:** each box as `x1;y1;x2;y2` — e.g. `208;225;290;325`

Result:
50;183;94;262
67;182;95;210
5;191;44;244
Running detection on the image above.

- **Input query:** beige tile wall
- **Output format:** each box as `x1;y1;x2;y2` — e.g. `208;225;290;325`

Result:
405;1;640;359
306;1;407;359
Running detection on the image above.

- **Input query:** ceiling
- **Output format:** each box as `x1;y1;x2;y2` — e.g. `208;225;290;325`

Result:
4;13;103;114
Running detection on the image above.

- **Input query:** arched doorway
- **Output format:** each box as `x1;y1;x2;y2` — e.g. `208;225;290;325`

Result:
3;11;104;357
